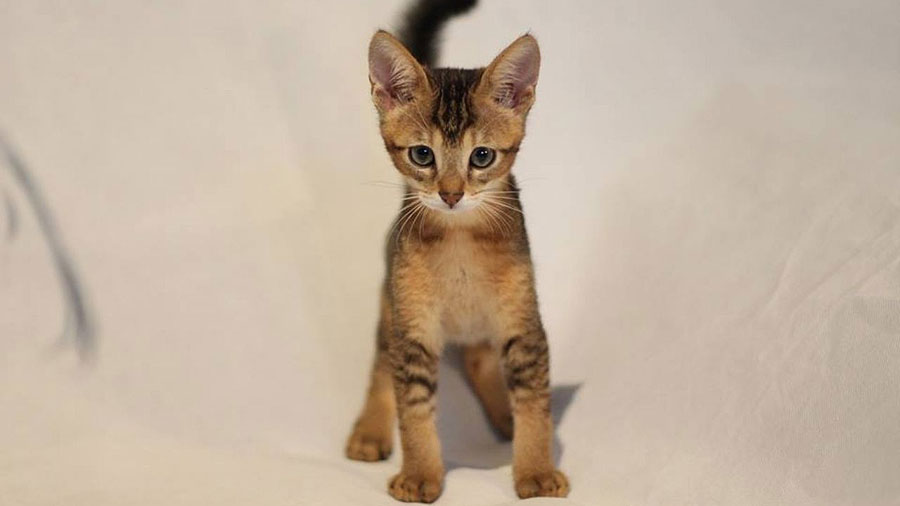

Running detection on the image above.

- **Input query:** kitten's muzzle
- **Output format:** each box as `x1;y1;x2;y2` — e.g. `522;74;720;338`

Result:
438;191;464;209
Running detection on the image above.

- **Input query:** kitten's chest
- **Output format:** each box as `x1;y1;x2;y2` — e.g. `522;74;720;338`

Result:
425;234;502;342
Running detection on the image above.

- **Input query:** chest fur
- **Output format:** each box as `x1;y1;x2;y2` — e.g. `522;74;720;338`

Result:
425;234;503;342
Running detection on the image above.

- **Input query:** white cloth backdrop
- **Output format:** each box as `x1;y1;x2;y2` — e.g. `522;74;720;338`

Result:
1;1;898;505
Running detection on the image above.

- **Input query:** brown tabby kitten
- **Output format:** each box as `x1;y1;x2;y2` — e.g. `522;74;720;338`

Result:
345;1;568;502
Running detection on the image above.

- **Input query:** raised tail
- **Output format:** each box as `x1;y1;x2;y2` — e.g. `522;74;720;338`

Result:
398;0;478;67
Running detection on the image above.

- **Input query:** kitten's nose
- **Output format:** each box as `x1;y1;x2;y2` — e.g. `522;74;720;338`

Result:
438;191;464;208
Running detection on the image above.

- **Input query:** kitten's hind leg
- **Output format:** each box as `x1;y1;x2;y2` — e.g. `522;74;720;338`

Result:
345;296;396;462
463;342;513;440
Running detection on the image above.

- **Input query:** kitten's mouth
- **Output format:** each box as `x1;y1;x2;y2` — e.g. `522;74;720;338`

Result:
421;194;479;213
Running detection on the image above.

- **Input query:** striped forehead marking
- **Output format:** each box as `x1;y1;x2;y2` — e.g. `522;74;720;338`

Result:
429;68;483;144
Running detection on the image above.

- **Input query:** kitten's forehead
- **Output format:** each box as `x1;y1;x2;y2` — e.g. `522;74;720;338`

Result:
428;68;483;144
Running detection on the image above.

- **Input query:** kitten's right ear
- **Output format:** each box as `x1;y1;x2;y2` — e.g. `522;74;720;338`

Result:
368;30;429;113
478;34;541;113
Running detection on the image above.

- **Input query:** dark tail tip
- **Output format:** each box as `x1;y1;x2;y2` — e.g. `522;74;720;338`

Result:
398;0;478;68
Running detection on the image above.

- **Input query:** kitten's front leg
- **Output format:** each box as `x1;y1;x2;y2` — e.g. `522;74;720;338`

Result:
388;332;444;503
500;328;570;499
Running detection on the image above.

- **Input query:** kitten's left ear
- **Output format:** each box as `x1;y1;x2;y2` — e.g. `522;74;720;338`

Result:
479;34;541;113
368;30;430;113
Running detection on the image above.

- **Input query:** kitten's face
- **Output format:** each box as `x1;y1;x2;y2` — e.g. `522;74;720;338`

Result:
369;32;540;215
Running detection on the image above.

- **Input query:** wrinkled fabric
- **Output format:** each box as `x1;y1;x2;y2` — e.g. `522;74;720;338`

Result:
1;1;898;505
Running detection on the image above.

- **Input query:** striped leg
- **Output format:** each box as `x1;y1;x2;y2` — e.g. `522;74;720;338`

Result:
501;329;569;498
388;336;444;503
346;293;396;462
345;346;396;461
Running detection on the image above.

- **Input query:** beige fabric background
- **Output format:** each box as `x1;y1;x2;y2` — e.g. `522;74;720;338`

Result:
1;1;899;505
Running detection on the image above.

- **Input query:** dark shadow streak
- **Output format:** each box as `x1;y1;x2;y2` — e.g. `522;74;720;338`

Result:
2;189;18;239
0;131;96;362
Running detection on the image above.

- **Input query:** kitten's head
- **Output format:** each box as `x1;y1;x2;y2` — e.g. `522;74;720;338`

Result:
368;31;540;214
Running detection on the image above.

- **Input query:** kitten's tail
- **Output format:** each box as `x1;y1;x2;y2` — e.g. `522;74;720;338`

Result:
398;0;478;67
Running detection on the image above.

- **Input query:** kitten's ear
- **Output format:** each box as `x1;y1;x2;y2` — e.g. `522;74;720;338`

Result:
479;34;541;112
368;30;429;112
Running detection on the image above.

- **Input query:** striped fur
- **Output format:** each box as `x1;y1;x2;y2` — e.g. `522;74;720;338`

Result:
428;68;482;143
346;1;567;502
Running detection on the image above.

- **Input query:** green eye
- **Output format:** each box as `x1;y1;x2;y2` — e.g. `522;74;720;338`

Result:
408;145;434;167
470;147;495;168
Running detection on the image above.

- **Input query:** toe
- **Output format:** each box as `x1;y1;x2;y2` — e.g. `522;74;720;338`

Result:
388;472;443;503
515;469;569;498
345;432;392;462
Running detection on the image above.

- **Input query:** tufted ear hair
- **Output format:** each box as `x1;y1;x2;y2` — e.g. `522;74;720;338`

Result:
479;34;541;113
368;30;430;113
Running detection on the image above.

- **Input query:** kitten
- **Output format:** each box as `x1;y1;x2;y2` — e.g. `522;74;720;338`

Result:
345;0;568;501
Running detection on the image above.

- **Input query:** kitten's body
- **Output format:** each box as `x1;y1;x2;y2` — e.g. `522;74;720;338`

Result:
346;0;568;502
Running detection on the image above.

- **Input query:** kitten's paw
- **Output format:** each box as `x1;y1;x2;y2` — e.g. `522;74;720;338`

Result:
388;471;443;503
345;427;392;462
514;469;570;499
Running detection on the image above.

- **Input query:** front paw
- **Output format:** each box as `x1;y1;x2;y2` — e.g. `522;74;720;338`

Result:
514;469;569;499
388;471;443;503
345;426;392;462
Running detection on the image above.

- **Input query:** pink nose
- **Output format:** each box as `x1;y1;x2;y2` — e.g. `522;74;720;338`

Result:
439;191;464;208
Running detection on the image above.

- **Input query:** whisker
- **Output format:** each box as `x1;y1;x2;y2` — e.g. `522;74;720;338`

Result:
409;203;426;241
484;198;524;216
475;206;494;232
413;204;429;242
393;210;412;246
482;201;513;236
395;202;423;247
485;200;518;232
389;199;421;239
387;214;405;242
472;189;520;196
397;199;421;213
388;208;412;239
485;205;509;237
478;195;522;202
475;205;498;236
417;204;428;240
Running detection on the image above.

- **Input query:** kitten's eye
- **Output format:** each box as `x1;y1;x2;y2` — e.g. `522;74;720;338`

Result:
408;145;435;167
470;147;495;169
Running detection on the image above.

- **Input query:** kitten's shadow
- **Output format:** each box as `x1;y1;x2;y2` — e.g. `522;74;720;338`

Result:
436;346;581;471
